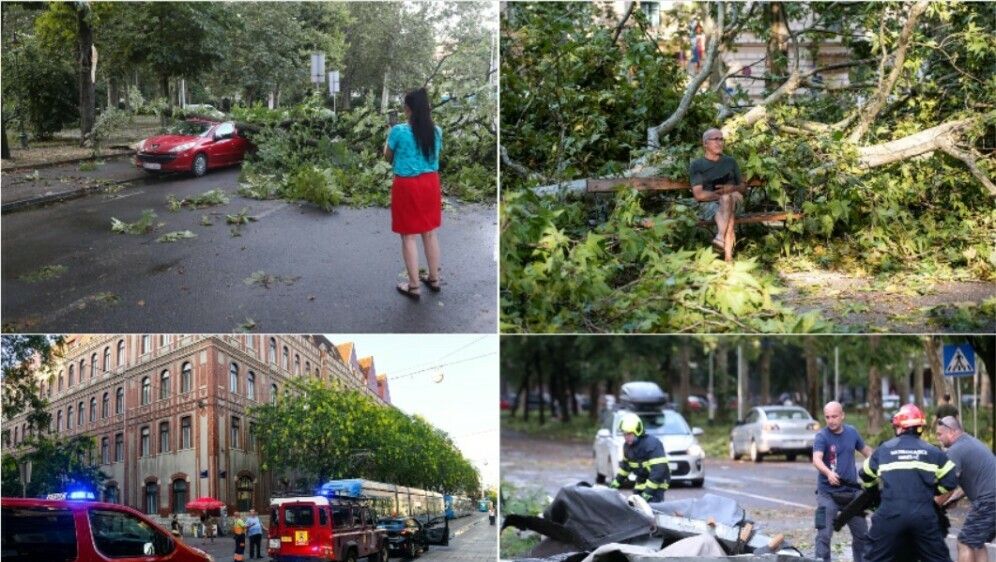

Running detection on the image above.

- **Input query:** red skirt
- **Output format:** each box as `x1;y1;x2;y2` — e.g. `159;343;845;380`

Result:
391;172;442;234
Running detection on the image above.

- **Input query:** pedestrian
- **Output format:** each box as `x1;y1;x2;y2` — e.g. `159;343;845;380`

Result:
609;413;670;503
200;512;209;545
812;401;873;562
384;87;443;300
233;516;247;562
171;514;182;539
935;416;995;562
206;513;217;544
935;393;959;423
689;128;746;263
245;508;265;559
488;505;496;526
860;404;957;562
231;511;246;538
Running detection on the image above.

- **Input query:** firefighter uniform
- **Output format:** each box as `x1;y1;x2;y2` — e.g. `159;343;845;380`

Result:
611;432;671;503
860;432;958;562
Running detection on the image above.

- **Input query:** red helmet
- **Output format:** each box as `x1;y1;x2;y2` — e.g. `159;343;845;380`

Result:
892;404;926;429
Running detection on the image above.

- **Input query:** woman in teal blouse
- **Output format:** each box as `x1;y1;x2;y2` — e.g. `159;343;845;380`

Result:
384;88;443;300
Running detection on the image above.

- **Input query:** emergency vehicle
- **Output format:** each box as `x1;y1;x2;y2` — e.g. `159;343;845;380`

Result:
267;493;387;562
1;495;214;562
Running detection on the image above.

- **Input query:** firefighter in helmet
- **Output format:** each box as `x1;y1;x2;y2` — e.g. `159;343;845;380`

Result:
609;413;671;503
860;404;958;562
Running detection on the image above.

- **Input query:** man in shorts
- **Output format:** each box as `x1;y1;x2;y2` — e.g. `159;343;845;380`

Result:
936;416;995;562
689;128;746;263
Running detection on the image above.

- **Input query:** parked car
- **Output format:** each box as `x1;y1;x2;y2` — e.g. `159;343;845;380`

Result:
377;516;448;559
1;496;213;562
729;406;820;463
268;495;387;562
687;395;708;412
135;119;252;177
593;407;706;487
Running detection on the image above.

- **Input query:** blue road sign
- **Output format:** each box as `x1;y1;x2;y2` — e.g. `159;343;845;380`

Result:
942;344;976;377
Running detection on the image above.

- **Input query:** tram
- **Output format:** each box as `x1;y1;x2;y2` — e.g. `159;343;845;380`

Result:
320;479;452;520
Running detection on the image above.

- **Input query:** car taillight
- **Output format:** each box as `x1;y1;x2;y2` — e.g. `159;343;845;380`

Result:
763;423;780;431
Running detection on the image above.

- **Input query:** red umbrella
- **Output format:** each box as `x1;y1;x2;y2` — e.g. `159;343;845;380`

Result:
186;497;225;510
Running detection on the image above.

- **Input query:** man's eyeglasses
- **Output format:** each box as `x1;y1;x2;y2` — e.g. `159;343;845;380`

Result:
706;137;725;142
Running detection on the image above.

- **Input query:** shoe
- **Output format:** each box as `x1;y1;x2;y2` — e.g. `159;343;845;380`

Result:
396;282;421;300
710;238;725;252
419;273;442;292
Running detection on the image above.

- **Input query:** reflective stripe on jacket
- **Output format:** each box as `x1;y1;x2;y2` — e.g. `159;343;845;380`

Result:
860;433;957;506
614;434;671;491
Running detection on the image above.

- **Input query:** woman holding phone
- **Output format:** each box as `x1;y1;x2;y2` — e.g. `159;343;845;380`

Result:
384;88;443;300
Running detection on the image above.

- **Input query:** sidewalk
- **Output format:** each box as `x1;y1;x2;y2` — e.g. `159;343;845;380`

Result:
1;153;146;213
177;513;496;562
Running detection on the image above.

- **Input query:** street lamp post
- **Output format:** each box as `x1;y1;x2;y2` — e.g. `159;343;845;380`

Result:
11;31;29;149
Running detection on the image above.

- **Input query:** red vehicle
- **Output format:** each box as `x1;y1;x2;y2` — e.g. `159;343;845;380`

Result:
135;119;252;177
268;495;387;562
1;496;213;562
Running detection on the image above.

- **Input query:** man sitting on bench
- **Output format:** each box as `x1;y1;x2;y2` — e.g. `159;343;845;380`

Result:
689;128;746;263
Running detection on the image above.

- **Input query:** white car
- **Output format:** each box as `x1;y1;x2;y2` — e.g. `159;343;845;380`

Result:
729;406;820;463
593;409;705;488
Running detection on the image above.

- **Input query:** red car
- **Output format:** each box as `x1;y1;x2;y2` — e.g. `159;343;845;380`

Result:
135;119;252;177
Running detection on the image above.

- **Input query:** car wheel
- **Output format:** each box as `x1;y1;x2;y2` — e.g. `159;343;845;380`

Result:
749;440;764;463
407;541;417;559
787;453;798;462
191;153;208;177
369;545;388;562
729;440;742;461
345;549;357;562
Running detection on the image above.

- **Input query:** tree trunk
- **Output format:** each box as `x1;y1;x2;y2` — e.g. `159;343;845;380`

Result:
913;353;925;408
760;341;772;406
868;336;883;437
717;345;729;418
1;119;10;160
678;340;691;417
804;338;819;419
924;336;948;405
765;2;789;86
77;8;96;146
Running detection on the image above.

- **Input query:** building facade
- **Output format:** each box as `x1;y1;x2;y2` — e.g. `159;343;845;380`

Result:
4;334;390;518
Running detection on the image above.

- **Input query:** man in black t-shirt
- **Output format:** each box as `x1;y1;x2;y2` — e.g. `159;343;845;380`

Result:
689;128;745;262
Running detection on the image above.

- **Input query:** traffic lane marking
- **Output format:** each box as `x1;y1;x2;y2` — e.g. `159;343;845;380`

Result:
702;484;811;509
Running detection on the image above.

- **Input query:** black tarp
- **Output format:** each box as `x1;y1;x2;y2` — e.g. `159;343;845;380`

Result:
649;494;746;527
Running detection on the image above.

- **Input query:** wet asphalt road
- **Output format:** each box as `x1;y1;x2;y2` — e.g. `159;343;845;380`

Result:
501;431;983;561
1;168;497;333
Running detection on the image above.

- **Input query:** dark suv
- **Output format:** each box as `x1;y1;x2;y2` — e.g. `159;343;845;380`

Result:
377;516;448;558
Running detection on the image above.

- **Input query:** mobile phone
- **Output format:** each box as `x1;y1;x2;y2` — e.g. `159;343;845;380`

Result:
388;111;398;127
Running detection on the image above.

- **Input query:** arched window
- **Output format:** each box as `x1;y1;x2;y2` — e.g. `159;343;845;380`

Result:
117;340;125;366
247;372;256;400
115;433;124;462
13;426;19;446
116;387;124;414
67;406;74;429
141;377;151;405
181;362;192;393
159;334;167;347
269;338;277;364
282;347;289;370
77;402;84;426
140;426;150;456
271;384;278;404
141;335;150;354
145;481;158;514
245;334;254;349
173;479;188;514
89;397;97;422
159;370;170;400
229;364;239;394
79;359;85;383
56;410;63;432
104;484;118;504
237;476;254;512
294;354;300;375
91;354;98;379
102;392;109;418
101;437;110;464
305;361;311;375
159;421;170;453
103;347;111;373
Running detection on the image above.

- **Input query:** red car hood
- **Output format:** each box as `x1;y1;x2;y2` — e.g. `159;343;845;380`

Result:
141;134;202;153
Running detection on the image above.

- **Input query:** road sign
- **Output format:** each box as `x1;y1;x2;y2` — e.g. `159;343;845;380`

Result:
310;53;326;85
942;344;975;377
329;70;340;94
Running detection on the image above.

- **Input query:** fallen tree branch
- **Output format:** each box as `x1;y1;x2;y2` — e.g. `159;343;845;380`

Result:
937;139;996;198
612;1;637;44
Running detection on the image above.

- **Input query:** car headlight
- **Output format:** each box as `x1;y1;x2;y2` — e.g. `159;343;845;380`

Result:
169;141;196;153
686;444;704;457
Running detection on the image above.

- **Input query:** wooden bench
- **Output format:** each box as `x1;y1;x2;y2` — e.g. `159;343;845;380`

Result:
585;177;804;227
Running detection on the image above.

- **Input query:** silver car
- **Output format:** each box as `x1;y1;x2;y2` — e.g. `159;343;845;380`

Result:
729;406;820;463
593;409;705;487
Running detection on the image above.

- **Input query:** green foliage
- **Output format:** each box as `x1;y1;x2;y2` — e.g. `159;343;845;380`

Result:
110;210;163;234
19;265;68;282
284;167;345;212
1;32;77;140
243;271;300;289
85;108;131;156
155;231;197;243
499;481;548;517
251;378;480;496
2;435;108;499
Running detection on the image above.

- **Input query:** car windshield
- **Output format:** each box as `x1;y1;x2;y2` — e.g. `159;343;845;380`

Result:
638;411;692;435
282;505;315;527
167;121;213;137
377;518;406;529
762;408;812;420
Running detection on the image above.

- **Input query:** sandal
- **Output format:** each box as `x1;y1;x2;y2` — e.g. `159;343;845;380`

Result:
396;282;421;300
419;273;442;292
710;238;725;252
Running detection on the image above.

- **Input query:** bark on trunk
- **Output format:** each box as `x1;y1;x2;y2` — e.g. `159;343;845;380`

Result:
804;338;819;419
760;343;772;406
765;2;789;87
868;336;883;436
679;340;691;418
78;9;95;146
925;335;949;406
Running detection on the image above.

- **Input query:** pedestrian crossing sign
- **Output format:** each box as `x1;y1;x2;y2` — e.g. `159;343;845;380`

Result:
942;344;975;377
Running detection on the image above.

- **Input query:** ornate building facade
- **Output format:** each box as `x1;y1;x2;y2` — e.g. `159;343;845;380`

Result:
4;334;390;517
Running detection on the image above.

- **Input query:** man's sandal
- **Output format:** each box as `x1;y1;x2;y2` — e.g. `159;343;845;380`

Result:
419;273;442;292
396;282;421;300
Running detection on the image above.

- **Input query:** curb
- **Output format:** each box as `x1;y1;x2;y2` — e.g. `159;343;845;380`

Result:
1;173;141;215
1;149;134;173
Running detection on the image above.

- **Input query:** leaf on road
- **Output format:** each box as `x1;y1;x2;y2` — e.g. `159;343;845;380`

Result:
235;317;258;332
111;209;163;234
243;271;301;289
226;208;257;225
167;189;230;211
156;230;198;243
201;215;214;226
93;292;120;306
19;264;68;282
